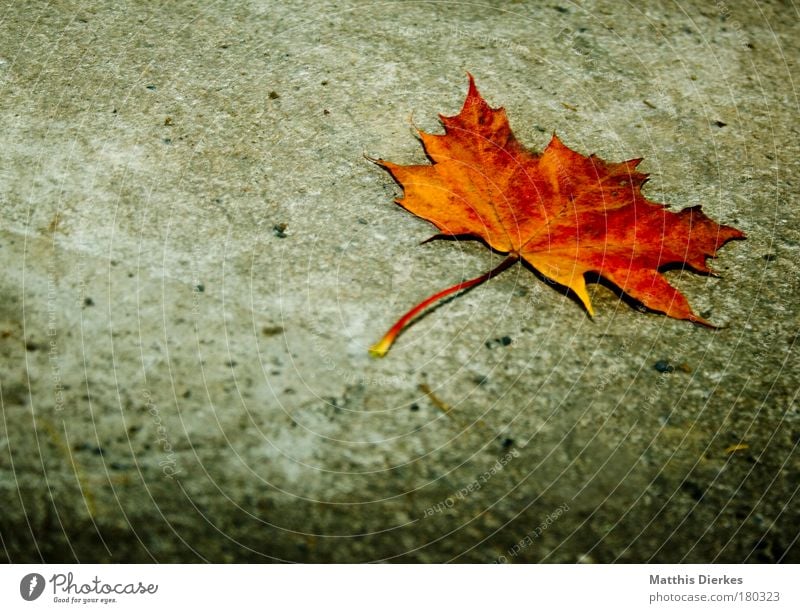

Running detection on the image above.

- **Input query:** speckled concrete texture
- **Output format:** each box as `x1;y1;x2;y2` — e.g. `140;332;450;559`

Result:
0;1;798;562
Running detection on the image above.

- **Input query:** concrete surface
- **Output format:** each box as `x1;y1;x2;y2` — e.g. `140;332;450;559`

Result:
1;0;798;562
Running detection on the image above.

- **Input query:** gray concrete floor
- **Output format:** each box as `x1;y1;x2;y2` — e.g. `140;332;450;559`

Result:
1;1;798;562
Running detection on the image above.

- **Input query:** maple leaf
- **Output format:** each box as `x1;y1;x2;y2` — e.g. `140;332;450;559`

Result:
369;75;745;357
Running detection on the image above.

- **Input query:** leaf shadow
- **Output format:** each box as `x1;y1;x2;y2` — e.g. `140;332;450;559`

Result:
420;232;489;246
408;235;738;329
519;260;719;324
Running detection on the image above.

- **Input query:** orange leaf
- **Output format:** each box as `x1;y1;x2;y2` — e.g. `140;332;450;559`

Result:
369;75;744;357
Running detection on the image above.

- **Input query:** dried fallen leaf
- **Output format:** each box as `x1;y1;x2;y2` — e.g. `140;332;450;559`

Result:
724;443;749;455
369;75;744;357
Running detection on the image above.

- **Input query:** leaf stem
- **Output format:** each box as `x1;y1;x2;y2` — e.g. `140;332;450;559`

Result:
369;255;518;357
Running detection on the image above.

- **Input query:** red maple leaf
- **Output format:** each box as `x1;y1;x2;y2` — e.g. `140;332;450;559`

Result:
369;75;745;356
